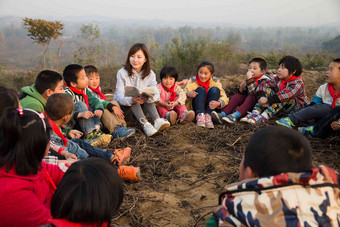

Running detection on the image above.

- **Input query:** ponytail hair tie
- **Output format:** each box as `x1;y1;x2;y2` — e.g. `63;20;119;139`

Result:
17;109;24;117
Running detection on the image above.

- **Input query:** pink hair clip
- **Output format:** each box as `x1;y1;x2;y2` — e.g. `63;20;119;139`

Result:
24;109;47;132
17;109;23;117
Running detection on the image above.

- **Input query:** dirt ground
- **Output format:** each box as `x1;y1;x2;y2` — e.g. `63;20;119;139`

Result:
105;70;340;227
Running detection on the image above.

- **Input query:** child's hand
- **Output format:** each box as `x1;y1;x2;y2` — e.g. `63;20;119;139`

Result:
258;97;269;107
239;81;247;92
64;151;78;161
169;101;179;109
331;121;340;130
78;111;93;119
112;106;125;119
68;130;83;139
162;102;173;110
246;70;253;79
187;91;198;98
209;100;221;110
94;109;103;118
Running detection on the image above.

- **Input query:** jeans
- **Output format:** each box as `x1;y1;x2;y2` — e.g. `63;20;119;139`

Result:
288;103;331;125
74;102;102;134
70;138;112;161
193;86;220;115
131;102;160;122
314;106;340;138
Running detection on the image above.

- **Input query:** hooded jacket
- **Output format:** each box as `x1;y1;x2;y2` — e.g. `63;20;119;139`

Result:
20;84;46;112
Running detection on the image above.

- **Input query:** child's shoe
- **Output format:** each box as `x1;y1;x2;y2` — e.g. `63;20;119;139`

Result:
111;147;131;166
211;111;225;124
276;117;295;128
85;131;112;148
205;113;214;129
154;118;170;131
117;165;141;182
140;119;158;137
222;113;238;124
166;111;178;125
112;125;136;138
179;110;195;124
196;113;205;127
240;110;259;123
248;115;266;124
298;126;314;138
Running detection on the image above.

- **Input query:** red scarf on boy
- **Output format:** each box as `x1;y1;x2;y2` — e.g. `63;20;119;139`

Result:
39;167;57;194
327;84;340;109
161;83;177;102
279;76;302;92
47;117;68;147
254;74;264;85
195;74;210;93
66;83;89;109
89;85;108;101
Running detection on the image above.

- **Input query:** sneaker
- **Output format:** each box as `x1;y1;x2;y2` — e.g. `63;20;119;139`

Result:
240;110;259;123
111;147;131;166
166;111;178;125
112;125;136;138
276;117;295;128
211;111;225;124
179;110;195;124
140;119;158;137
248;115;265;124
154;118;170;131
196;113;205;127
298;126;314;137
85;131;112;148
205;113;214;129
222;114;237;124
117;165;141;182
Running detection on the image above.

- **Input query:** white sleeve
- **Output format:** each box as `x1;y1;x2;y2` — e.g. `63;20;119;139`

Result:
113;69;133;106
147;71;160;103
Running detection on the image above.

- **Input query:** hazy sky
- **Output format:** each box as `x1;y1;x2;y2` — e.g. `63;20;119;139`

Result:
0;0;339;26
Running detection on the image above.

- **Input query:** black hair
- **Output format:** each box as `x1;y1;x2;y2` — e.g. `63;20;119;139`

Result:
46;93;74;121
249;57;267;71
51;158;124;225
63;64;84;86
333;58;340;70
0;108;51;175
160;66;178;81
0;86;19;116
35;70;63;94
124;43;151;80
197;61;215;74
84;65;99;75
243;126;312;177
278;56;302;76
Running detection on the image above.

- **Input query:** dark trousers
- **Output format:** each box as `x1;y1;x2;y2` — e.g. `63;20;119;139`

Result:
222;93;256;117
193;86;220;115
288;103;331;125
314;106;340;138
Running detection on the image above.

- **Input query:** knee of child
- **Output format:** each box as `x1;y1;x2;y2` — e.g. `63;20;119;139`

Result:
195;86;206;93
208;86;220;95
74;102;88;112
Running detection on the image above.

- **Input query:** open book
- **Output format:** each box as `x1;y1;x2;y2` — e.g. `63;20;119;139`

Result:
124;86;156;99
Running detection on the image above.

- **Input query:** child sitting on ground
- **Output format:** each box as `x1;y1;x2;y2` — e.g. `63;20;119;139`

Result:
63;64;112;147
114;43;170;137
208;126;340;226
0;108;64;226
184;61;228;129
156;66;195;125
20;69;64;112
47;158;124;227
243;55;308;124
84;65;136;138
276;58;340;133
211;58;271;124
46;93;141;182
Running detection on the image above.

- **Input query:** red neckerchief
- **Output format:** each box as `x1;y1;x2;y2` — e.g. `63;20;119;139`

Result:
65;83;89;109
254;74;264;86
327;84;340;109
279;76;301;91
47;116;68;147
48;219;109;227
195;74;210;93
161;83;177;102
89;85;107;101
39;166;56;194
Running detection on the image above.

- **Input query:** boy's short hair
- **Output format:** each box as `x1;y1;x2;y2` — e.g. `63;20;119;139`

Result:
63;64;84;86
160;66;178;81
279;56;302;76
35;70;63;94
45;93;74;121
333;58;340;69
51;158;124;225
244;126;312;177
84;65;99;76
249;58;267;71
